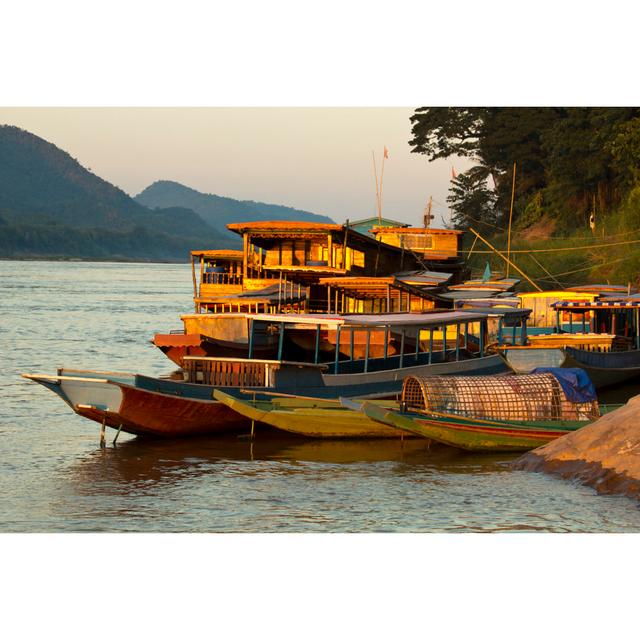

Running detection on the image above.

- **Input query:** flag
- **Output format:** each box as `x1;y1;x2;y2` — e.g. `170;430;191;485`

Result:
482;261;491;283
383;146;389;159
451;166;457;180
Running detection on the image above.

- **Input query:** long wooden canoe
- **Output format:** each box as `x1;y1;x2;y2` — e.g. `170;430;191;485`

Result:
350;400;615;452
213;389;409;438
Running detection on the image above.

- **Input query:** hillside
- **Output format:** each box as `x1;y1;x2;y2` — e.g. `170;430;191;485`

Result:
135;180;334;241
0;125;229;260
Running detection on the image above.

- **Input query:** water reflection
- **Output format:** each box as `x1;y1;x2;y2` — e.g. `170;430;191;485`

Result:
68;434;471;490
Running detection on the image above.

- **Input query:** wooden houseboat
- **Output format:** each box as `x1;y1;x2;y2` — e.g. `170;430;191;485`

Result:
153;219;428;365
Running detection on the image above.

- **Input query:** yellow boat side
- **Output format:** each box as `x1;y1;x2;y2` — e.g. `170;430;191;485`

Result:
213;390;409;439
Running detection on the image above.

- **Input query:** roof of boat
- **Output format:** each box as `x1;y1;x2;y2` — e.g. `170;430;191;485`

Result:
437;290;516;300
371;227;463;235
246;311;493;327
227;221;343;233
552;298;640;309
456;307;532;319
190;249;244;259
454;297;521;308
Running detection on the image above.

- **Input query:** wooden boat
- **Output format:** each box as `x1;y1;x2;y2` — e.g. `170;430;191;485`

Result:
562;346;640;388
345;370;609;452
21;368;252;439
213;390;408;438
152;331;277;366
23;311;520;440
154;312;278;366
498;334;619;374
353;402;600;452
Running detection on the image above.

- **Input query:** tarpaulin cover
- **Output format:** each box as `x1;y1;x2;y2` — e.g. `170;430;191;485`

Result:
531;367;597;403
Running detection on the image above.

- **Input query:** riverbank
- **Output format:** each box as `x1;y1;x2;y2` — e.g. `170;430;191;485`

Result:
515;396;640;500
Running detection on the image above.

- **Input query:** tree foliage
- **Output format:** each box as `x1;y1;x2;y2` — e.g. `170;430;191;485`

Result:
409;107;640;231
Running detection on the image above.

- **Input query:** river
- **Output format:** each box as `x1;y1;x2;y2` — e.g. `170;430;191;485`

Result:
2;260;640;532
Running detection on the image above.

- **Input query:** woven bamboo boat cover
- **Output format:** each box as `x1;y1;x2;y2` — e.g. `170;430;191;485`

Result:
402;373;599;422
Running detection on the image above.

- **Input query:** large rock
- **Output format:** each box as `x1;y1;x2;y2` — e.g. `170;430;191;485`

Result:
515;395;640;500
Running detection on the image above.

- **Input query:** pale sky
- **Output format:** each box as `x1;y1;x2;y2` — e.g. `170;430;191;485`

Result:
0;107;473;226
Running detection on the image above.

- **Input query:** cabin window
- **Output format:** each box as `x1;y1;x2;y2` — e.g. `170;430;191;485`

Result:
401;234;433;251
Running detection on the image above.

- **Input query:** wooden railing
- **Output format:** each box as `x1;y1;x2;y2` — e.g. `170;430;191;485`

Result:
184;357;269;387
202;272;243;286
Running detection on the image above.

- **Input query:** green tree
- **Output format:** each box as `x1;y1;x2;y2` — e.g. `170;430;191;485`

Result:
447;166;498;230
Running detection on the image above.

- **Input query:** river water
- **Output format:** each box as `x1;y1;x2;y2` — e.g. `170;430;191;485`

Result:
2;260;640;532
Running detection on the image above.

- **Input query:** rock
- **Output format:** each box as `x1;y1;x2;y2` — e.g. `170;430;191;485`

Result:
514;395;640;500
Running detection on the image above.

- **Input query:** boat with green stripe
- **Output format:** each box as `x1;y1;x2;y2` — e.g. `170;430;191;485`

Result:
343;370;618;452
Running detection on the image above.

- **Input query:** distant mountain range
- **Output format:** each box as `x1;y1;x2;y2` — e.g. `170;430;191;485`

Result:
0;125;333;261
135;180;334;242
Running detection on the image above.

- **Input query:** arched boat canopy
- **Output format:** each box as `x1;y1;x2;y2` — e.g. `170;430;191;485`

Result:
401;372;599;422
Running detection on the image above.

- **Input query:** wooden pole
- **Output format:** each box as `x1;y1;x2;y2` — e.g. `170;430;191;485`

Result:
191;255;198;312
468;227;543;292
506;162;517;277
372;151;381;223
342;219;349;270
379;152;386;222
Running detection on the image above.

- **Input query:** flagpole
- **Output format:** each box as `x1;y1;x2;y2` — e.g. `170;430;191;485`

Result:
372;151;381;222
379;152;386;223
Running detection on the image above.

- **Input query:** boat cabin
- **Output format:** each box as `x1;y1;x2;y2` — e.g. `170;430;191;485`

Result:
225;220;424;312
317;271;452;314
371;226;466;279
551;299;640;350
191;250;245;312
518;291;599;332
244;309;528;374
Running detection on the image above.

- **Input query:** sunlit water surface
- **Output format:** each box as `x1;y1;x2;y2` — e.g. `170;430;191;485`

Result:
2;260;640;532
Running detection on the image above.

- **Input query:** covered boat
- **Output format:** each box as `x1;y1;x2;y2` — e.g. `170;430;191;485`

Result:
554;298;640;388
348;369;609;452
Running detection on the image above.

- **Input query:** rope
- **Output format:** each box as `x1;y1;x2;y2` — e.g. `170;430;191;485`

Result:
464;236;640;255
545;256;629;279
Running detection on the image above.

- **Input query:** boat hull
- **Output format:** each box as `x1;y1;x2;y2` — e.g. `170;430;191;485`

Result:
26;374;250;438
562;347;640;389
357;402;586;452
214;391;410;438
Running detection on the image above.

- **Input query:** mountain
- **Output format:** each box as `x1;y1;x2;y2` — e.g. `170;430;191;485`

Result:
0;125;229;260
135;180;334;240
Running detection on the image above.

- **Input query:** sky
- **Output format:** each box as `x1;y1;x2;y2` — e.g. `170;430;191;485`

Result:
0;107;472;227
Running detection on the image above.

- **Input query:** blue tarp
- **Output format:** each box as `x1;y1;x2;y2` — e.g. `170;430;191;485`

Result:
531;367;597;403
